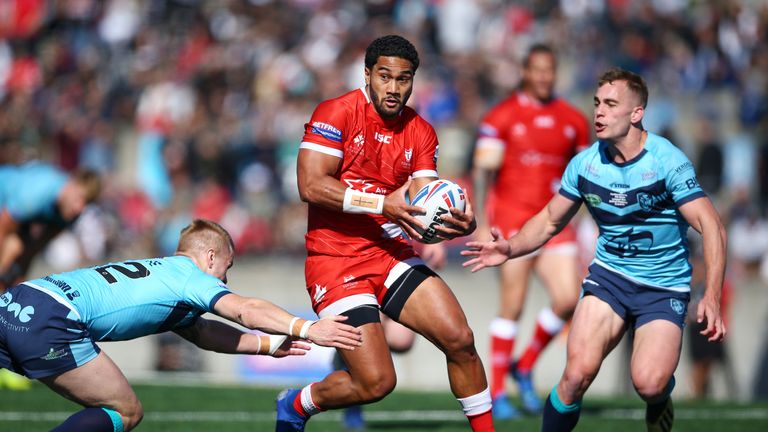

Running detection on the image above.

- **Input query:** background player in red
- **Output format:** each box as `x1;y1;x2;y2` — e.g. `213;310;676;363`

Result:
472;44;589;417
275;35;494;432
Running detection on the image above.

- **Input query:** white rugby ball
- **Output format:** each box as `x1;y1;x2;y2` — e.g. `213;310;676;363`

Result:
409;179;466;244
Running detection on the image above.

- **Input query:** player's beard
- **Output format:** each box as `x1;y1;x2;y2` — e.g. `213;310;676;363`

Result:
369;88;406;120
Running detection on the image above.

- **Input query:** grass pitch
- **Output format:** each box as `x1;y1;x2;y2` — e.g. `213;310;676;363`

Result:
3;381;767;431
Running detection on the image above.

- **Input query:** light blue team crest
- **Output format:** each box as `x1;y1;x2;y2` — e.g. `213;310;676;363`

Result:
670;298;685;315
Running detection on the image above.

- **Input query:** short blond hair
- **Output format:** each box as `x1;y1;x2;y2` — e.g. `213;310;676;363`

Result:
176;219;234;255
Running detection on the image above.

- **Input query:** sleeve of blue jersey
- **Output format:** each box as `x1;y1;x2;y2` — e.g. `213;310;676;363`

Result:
557;154;583;202
665;148;707;206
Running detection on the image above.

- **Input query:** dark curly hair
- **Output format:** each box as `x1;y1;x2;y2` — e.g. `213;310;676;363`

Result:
365;35;419;72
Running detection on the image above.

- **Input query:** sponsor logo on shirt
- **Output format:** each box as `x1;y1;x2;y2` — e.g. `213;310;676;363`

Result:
641;171;656;180
673;161;693;174
533;115;555;128
404;148;412;162
637;191;670;212
375;132;392;144
608;192;628;207
0;292;34;323
584;194;602;207
310;122;343;143
313;284;327;303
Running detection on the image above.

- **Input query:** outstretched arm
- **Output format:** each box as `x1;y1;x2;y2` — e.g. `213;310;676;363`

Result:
174;317;312;358
211;292;362;350
462;193;581;272
679;197;727;342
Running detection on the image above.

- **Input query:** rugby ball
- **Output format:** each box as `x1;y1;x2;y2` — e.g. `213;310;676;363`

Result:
409;179;466;244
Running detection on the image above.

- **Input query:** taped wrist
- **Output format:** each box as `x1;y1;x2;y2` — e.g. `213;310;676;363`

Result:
343;188;384;214
289;317;315;339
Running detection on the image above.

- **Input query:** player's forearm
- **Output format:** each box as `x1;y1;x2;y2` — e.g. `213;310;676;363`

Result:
507;211;557;258
185;319;279;355
298;175;350;212
702;220;727;301
471;168;493;225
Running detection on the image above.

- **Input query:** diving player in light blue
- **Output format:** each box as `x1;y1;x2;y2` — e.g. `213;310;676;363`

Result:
463;68;726;432
0;219;363;432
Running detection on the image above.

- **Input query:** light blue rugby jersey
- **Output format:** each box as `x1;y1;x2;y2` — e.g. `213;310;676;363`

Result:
26;256;231;341
559;132;706;291
0;162;68;224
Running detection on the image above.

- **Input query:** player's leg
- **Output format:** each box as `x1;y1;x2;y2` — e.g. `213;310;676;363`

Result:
339;315;415;431
383;315;416;353
277;307;396;432
489;256;534;418
512;244;580;414
40;351;143;431
631;320;683;432
395;275;493;432
542;295;626;432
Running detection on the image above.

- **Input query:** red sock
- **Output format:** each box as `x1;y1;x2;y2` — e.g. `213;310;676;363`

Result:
468;409;495;432
490;334;514;397
292;393;308;417
517;309;563;372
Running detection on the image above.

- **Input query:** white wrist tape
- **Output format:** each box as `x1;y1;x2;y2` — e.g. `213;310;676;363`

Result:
267;335;287;355
288;317;301;337
343;188;384;214
299;320;315;339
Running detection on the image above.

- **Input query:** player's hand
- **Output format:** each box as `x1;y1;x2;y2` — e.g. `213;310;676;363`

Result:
383;178;427;241
461;227;511;272
306;315;363;350
697;293;726;342
420;243;447;269
435;199;477;240
271;338;312;358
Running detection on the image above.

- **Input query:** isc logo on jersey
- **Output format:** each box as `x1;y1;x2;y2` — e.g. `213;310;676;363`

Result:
409;180;466;244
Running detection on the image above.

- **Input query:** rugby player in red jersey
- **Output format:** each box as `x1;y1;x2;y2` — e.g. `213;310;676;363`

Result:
275;35;493;432
472;44;589;417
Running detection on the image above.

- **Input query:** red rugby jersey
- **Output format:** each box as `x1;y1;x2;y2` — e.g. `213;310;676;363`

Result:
300;88;439;256
477;92;589;229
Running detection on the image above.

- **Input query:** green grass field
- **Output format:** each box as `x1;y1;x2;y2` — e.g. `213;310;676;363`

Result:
3;382;768;431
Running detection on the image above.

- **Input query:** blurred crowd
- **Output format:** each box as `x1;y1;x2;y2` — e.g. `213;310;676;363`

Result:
0;0;767;279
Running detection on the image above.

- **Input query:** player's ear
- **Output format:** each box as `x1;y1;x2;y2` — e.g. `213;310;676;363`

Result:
206;248;216;268
364;67;371;86
630;105;644;125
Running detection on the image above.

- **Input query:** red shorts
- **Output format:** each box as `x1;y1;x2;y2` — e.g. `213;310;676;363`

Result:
305;243;424;317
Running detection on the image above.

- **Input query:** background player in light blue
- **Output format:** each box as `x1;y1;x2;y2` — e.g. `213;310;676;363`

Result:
0;161;100;390
0;219;363;432
463;68;726;432
0;161;101;291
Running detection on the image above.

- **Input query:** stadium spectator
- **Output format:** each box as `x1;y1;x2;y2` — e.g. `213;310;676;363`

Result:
0;219;362;432
463;68;726;432
275;36;493;432
472;43;589;417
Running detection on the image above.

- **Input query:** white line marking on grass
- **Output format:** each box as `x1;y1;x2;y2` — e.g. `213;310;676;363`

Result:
1;408;766;423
